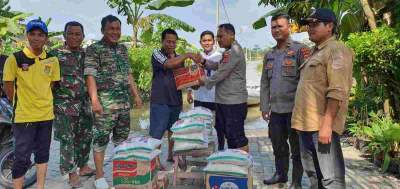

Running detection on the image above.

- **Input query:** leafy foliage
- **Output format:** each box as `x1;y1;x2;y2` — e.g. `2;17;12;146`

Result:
128;46;154;95
254;0;364;39
364;113;400;172
106;0;195;47
129;24;198;94
346;26;400;119
147;0;195;10
349;112;400;172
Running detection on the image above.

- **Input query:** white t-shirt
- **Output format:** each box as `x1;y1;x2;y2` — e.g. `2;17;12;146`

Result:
193;48;223;103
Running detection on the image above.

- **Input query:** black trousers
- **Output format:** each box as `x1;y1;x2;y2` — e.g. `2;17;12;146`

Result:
193;100;216;111
299;131;345;189
215;103;248;149
12;120;53;179
269;112;302;177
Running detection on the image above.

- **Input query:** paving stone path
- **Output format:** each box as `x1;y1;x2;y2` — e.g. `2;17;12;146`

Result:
25;118;399;189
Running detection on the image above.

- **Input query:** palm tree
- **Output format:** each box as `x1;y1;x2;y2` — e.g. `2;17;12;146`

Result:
106;0;195;47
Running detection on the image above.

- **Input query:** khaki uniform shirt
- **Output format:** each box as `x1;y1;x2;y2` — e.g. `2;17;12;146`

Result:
291;37;354;135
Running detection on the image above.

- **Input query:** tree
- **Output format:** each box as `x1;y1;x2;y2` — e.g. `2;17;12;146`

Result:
0;0;32;55
360;0;377;29
106;0;195;47
0;0;15;17
253;0;364;39
0;0;32;38
128;13;199;93
253;0;400;35
346;26;400;119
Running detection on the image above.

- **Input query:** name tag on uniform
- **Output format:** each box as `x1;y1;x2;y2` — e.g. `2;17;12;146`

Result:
283;59;294;66
265;63;273;70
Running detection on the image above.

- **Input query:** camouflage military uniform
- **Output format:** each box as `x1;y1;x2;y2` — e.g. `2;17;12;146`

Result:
84;39;132;152
51;47;93;175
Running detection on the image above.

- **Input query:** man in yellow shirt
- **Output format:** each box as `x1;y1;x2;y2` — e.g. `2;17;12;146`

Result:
2;19;60;189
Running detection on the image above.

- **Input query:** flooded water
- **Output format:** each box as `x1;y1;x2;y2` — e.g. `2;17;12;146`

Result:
131;60;264;132
130;92;263;133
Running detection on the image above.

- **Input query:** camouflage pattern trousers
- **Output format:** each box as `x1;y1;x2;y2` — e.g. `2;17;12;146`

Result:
54;114;93;175
92;109;130;152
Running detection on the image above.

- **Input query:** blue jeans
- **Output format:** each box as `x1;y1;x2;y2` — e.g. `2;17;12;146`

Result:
149;103;182;139
299;131;345;189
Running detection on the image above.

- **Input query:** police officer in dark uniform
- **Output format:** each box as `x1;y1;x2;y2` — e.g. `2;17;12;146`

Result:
260;14;310;188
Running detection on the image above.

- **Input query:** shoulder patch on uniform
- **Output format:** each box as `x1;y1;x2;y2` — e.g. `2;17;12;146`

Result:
287;50;296;56
300;47;311;59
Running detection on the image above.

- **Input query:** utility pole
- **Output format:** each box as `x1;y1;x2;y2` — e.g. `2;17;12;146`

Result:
216;0;220;31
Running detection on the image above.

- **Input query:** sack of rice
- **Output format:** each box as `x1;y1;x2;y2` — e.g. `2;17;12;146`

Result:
114;136;162;154
114;149;161;161
173;141;208;152
171;130;208;143
203;163;249;177
179;106;213;120
170;118;207;134
207;149;253;167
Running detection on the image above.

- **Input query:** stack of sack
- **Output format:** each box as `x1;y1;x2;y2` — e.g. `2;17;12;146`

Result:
113;136;162;161
112;136;162;188
179;106;213;128
171;107;213;152
204;149;253;177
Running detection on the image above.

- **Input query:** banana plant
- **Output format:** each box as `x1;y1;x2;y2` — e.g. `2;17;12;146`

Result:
147;0;195;10
0;12;32;38
106;0;195;47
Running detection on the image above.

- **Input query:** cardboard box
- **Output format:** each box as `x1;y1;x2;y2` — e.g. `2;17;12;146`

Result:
114;177;157;189
205;173;253;189
173;64;205;90
113;158;158;189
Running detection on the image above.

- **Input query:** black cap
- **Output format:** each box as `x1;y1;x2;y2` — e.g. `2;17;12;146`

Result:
300;8;337;25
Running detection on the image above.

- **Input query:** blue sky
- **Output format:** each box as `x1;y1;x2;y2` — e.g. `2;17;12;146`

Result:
9;0;307;48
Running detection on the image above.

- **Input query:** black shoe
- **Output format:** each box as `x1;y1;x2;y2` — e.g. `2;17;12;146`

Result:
263;173;288;185
288;183;302;189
